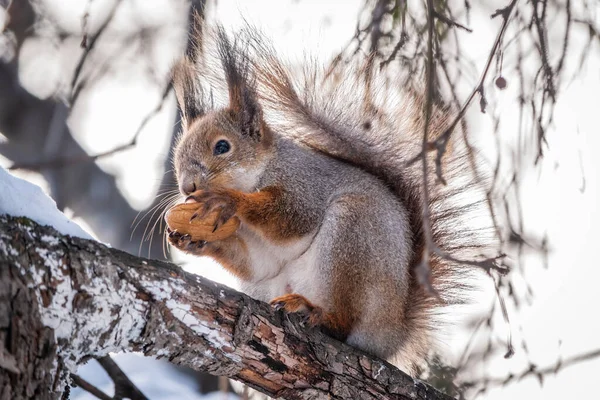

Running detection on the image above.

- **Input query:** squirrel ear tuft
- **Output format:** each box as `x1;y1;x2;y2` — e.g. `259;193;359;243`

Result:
172;58;205;129
216;27;264;140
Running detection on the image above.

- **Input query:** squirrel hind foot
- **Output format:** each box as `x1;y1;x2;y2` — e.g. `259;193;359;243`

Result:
270;294;352;342
270;293;315;314
270;293;331;332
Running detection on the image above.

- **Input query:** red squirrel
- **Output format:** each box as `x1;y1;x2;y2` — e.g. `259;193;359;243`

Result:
166;26;487;375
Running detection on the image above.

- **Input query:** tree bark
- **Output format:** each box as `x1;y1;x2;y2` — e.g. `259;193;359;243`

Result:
0;215;453;400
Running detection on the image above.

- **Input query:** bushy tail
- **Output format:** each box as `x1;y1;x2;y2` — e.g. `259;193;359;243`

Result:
243;30;493;362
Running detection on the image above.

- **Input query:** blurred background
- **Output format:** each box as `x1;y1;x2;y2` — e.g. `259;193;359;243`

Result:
1;0;599;399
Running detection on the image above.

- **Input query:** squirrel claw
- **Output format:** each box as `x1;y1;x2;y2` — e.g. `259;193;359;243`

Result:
196;203;211;220
212;210;234;233
185;239;206;251
270;294;315;314
167;227;206;253
188;191;237;228
270;294;329;329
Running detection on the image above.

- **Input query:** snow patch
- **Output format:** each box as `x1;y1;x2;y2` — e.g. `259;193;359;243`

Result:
41;234;60;245
373;363;385;379
32;247;75;340
146;280;179;300
165;299;235;357
0;235;19;257
0;167;93;240
133;271;240;361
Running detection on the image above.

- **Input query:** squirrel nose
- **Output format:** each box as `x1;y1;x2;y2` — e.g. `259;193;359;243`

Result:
179;174;198;196
180;180;196;196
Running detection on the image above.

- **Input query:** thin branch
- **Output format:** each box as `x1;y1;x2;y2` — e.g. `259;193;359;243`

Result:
433;249;509;275
415;0;509;290
71;374;112;400
70;0;123;104
462;347;600;389
97;356;149;400
414;0;438;296
9;83;173;172
433;10;473;33
80;0;94;48
408;0;519;182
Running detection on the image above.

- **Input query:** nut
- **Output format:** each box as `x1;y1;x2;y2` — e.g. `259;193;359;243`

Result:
165;202;240;242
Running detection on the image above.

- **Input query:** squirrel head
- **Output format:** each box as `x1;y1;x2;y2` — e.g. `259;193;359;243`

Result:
172;31;273;196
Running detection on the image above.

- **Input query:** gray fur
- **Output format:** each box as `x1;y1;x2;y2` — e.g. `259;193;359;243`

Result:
237;137;416;371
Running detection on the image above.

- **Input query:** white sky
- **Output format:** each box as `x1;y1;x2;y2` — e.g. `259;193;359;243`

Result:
2;0;600;398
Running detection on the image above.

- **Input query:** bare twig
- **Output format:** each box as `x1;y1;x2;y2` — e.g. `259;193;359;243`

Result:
368;0;393;54
408;0;519;183
433;10;473;33
416;0;510;291
71;374;112;400
435;250;508;275
97;356;149;400
9;83;173;171
462;347;600;389
70;0;123;104
414;0;438;296
80;0;94;48
494;277;515;358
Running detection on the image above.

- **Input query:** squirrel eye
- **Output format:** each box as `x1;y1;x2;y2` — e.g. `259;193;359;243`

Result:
213;139;231;155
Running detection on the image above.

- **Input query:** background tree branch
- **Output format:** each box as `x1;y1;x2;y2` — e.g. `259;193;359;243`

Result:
0;0;171;260
0;214;452;400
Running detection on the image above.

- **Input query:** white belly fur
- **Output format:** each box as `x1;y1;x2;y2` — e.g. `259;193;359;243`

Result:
237;224;326;306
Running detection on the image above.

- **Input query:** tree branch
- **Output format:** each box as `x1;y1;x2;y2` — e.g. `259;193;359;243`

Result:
0;215;452;400
8;83;173;172
70;375;113;400
407;0;519;181
96;356;149;400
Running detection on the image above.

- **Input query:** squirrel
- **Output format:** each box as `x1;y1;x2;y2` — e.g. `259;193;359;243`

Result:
166;26;486;375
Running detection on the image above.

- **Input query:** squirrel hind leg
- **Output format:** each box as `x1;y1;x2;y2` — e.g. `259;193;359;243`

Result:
346;315;430;375
270;294;352;341
315;191;424;373
270;293;314;313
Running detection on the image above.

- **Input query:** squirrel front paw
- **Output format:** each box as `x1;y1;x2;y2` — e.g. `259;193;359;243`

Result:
187;190;237;232
167;227;207;254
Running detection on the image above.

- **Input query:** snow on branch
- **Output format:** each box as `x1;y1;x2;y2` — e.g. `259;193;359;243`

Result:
0;215;452;400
